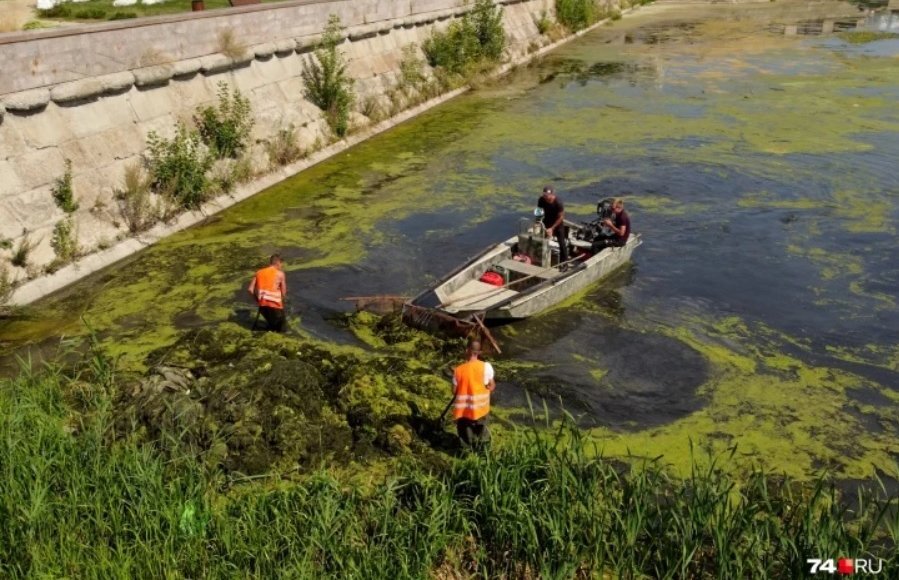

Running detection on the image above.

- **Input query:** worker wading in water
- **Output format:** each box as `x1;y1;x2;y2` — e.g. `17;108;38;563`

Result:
452;339;496;448
248;254;287;332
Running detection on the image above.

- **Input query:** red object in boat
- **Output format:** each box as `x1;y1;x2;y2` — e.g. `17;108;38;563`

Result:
479;271;504;287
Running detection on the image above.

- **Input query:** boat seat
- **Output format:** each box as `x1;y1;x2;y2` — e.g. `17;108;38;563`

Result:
498;259;557;280
443;279;519;313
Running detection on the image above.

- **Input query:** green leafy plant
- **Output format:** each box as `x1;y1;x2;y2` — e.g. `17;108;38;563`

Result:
52;159;79;214
400;44;426;90
423;0;505;76
265;126;304;167
115;163;158;234
49;217;79;271
555;0;599;31
534;10;552;35
195;82;254;159
302;14;354;137
10;233;36;268
145;124;212;210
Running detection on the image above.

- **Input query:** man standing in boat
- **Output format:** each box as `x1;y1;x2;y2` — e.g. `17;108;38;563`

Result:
248;254;288;332
592;198;631;253
538;185;569;267
452;339;496;448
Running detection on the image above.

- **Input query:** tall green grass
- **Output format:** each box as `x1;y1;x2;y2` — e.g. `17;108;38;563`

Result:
2;355;897;577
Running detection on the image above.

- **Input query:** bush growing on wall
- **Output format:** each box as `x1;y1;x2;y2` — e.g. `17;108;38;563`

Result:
145;124;213;210
116;163;159;234
195;82;254;159
302;15;354;137
555;0;599;31
49;217;79;272
423;0;505;76
51;159;79;214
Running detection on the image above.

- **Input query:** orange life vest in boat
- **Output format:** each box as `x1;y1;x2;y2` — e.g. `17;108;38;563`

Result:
453;359;490;421
255;266;283;309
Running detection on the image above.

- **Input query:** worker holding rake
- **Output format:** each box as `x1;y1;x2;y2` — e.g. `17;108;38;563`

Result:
450;339;496;448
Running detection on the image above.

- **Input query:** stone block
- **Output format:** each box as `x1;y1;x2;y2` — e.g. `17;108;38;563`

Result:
3;88;51;113
134;64;175;88
170;78;216;111
173;58;204;78
16;106;77;151
0;120;27;161
201;54;234;75
0;160;25;198
254;42;278;59
51;78;104;104
14;147;68;191
128;87;180;123
99;71;136;93
275;38;298;55
2;186;59;235
63;95;135;139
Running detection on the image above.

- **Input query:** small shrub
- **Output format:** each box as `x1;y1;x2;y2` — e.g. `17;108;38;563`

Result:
108;11;137;21
11;233;36;268
265;126;304;167
22;20;48;31
50;217;79;268
74;8;107;20
37;4;72;18
145;123;212;210
116;163;157;234
302;15;354;137
535;10;552;35
52;159;79;214
0;238;11;251
423;0;505;76
217;28;246;60
555;0;599;31
195;82;254;159
358;96;383;122
399;44;426;90
610;9;622;21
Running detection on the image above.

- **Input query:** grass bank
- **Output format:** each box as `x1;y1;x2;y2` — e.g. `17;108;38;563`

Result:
1;321;897;577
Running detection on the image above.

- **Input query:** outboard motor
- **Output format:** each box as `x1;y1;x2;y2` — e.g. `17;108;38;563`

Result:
574;198;617;244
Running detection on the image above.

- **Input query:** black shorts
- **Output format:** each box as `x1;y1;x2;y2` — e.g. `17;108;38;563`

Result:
591;237;626;253
259;306;286;332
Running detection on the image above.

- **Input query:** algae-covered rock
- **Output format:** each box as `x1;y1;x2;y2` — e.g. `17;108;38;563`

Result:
118;314;461;474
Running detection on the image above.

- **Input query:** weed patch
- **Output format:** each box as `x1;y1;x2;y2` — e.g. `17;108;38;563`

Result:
423;0;505;77
51;160;78;214
116;163;158;234
145;124;213;210
48;217;79;271
195;82;254;159
303;15;354;138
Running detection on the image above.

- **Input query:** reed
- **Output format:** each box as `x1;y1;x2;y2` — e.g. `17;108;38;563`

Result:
1;354;896;578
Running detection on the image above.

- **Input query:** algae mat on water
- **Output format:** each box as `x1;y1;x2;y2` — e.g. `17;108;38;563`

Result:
1;1;897;481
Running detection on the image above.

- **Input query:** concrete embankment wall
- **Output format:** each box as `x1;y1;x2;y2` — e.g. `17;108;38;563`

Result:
0;0;623;304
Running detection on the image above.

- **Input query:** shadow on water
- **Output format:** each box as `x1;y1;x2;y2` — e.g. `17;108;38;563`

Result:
494;267;710;430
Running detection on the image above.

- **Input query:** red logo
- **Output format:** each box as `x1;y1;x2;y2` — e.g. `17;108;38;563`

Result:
838;558;855;575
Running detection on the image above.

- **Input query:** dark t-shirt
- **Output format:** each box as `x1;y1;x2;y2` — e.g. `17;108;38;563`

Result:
538;196;564;229
615;210;631;242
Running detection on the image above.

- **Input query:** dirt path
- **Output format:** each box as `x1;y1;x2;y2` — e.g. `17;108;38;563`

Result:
0;0;36;32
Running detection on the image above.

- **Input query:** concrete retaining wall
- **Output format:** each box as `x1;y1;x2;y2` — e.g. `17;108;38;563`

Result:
0;0;626;304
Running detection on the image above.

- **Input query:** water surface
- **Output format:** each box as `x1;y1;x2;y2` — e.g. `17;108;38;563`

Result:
2;0;897;479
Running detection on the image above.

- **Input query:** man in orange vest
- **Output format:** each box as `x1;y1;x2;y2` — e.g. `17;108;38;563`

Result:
247;254;288;332
452;339;496;447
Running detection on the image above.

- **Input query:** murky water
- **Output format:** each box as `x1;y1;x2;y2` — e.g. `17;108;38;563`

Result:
2;1;897;479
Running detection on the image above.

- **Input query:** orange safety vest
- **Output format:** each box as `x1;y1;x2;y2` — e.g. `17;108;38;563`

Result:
255;266;283;309
453;359;490;421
